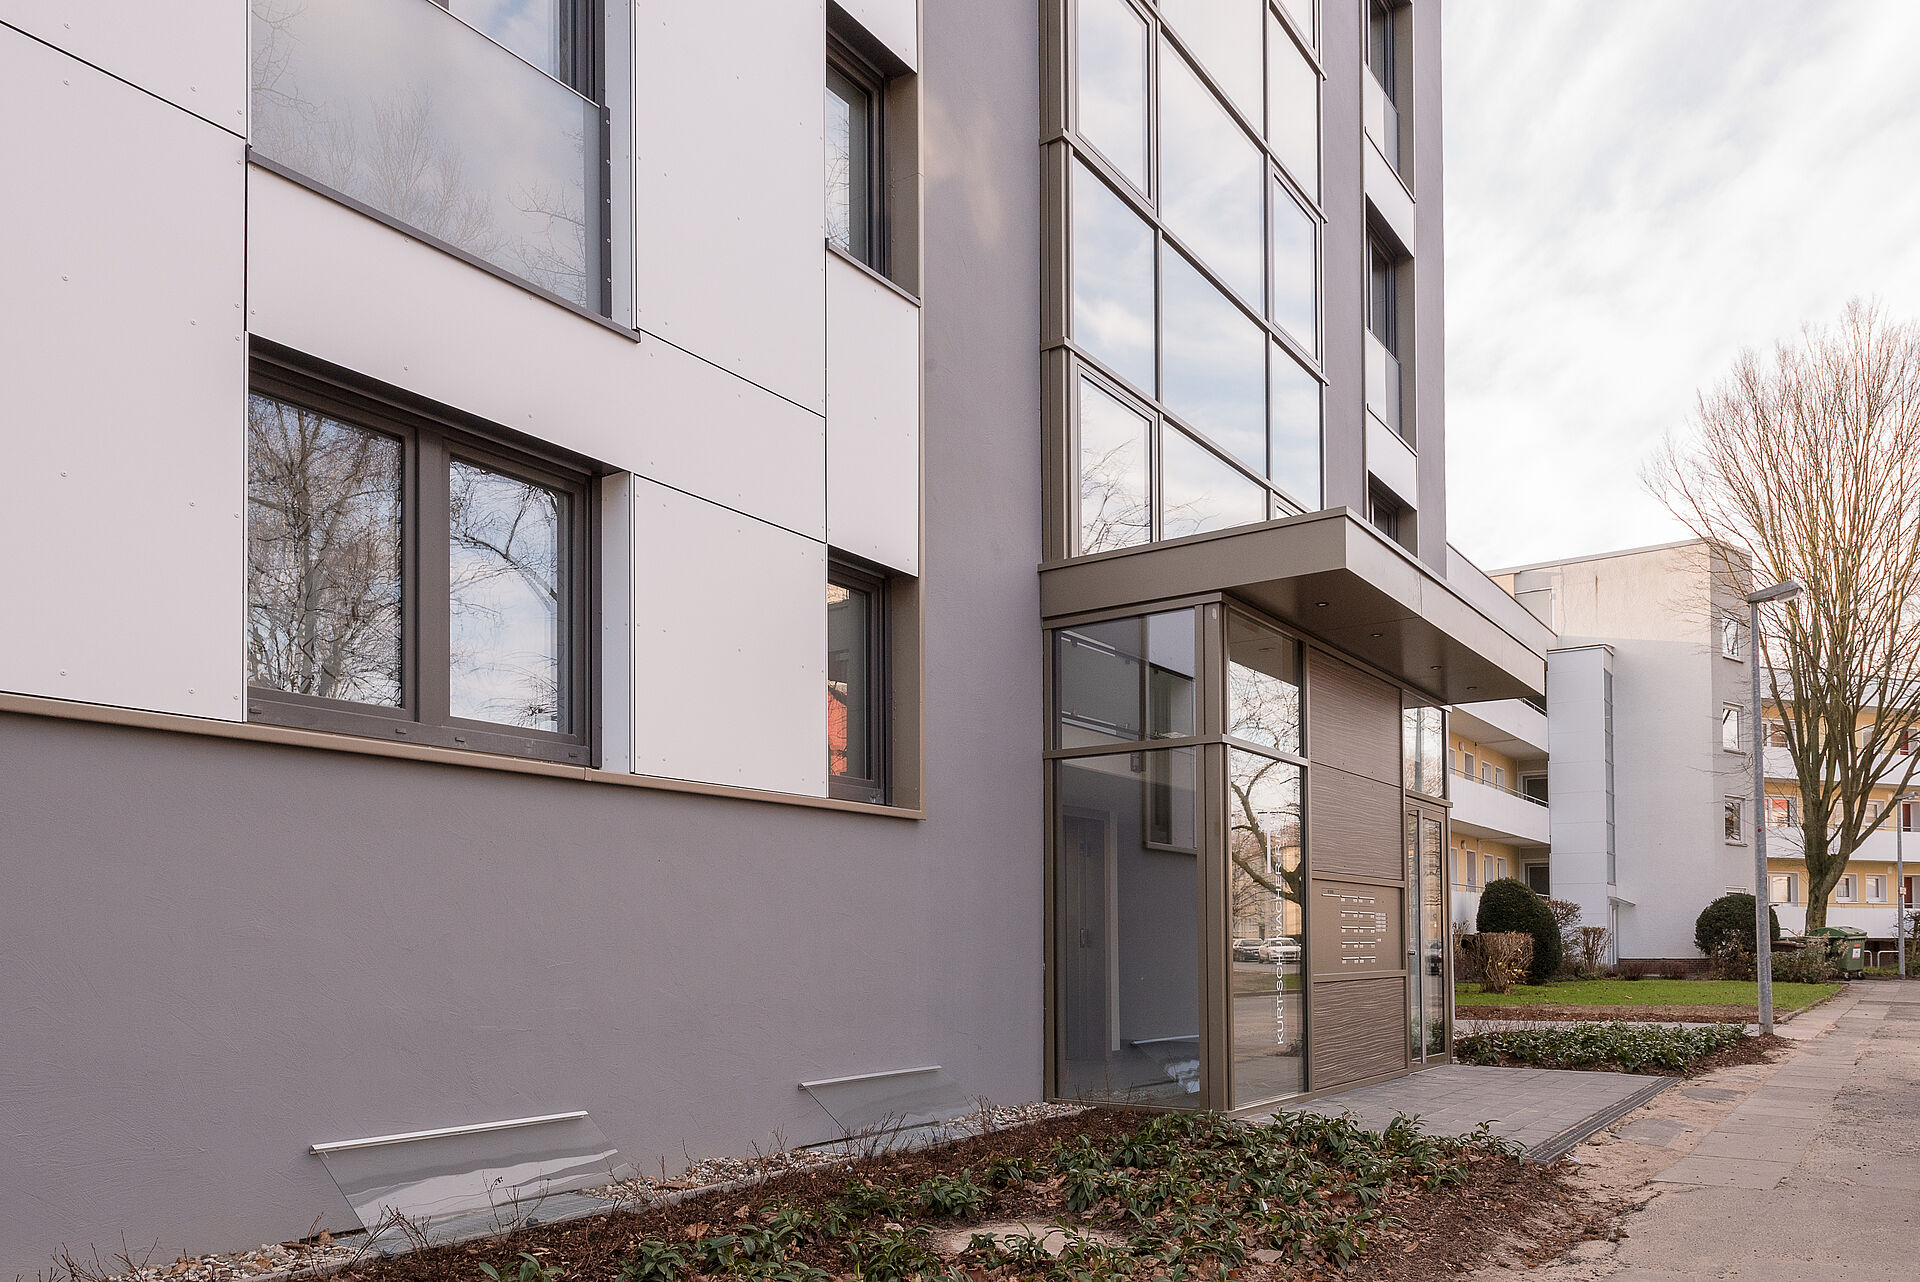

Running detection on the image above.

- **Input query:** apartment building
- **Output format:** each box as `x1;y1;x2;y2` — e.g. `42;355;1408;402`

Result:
1451;539;1758;962
0;0;1543;1268
1760;705;1920;954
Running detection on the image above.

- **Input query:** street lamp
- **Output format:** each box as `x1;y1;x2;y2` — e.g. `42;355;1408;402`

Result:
1749;578;1802;1036
1895;793;1917;980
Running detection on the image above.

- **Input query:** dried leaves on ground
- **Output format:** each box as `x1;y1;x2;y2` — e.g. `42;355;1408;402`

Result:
320;1108;1601;1282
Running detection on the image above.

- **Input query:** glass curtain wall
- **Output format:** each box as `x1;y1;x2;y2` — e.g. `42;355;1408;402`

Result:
1401;707;1448;1060
1061;0;1326;558
1051;603;1318;1112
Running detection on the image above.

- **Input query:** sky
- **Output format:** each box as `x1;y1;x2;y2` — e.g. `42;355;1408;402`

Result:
1441;0;1920;572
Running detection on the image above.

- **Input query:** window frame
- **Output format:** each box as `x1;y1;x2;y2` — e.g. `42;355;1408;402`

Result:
1721;703;1744;753
1770;872;1798;905
1725;796;1745;844
827;556;890;805
1836;874;1858;903
245;354;597;765
826;36;888;275
1867;874;1888;904
1720;614;1743;660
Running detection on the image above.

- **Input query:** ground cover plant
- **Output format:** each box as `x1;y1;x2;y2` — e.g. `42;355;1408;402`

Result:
318;1109;1605;1282
1454;1021;1778;1075
1454;978;1839;1016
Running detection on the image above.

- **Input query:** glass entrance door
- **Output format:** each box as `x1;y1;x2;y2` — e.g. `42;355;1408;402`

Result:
1405;805;1448;1062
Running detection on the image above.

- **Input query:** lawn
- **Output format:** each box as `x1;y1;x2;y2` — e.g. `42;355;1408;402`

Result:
1455;979;1840;1011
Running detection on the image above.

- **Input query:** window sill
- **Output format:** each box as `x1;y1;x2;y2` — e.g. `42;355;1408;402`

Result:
826;240;921;306
0;691;925;821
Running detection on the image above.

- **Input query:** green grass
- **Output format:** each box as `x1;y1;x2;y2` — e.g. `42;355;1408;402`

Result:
1454;978;1840;1011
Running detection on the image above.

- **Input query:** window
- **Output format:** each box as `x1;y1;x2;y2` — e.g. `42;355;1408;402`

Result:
1366;0;1396;104
1867;875;1889;903
1905;801;1918;833
246;366;593;763
1722;704;1743;752
1365;236;1407;440
1902;727;1920;755
1059;0;1327;558
1493;767;1505;790
828;560;888;803
1480;761;1492;785
1521;774;1548;803
1767;797;1799;828
1368;480;1411;550
1483;854;1495;886
1765;718;1788;748
249;0;610;313
1725;797;1744;843
826;44;883;269
1401;705;1444;798
1720;614;1743;660
1770;872;1799;905
1463;752;1476;778
1837;874;1858;903
1364;0;1401;170
1525;863;1550;896
1497;857;1508;880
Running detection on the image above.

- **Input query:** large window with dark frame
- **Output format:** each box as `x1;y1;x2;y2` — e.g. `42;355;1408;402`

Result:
248;0;611;314
828;560;889;803
1060;0;1326;559
245;359;594;763
826;39;886;272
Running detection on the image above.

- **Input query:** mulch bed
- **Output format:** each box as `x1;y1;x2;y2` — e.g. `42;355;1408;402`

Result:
1464;1033;1788;1079
324;1110;1612;1282
1456;1004;1758;1024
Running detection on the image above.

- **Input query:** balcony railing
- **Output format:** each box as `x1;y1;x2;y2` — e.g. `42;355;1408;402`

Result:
249;0;608;313
1452;767;1548;807
1365;332;1403;438
1363;70;1401;173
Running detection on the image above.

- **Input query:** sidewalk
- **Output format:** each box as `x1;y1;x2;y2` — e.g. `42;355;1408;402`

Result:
1476;981;1920;1280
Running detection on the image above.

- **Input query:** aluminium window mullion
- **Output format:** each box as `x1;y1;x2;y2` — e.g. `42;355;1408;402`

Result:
415;429;453;731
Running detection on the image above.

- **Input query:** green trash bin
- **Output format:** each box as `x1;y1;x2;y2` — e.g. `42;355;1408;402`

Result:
1808;926;1869;978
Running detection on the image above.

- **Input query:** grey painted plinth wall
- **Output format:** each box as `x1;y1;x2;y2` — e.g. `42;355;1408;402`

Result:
0;2;1041;1268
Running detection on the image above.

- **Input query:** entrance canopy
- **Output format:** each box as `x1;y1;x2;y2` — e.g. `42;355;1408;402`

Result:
1039;509;1546;706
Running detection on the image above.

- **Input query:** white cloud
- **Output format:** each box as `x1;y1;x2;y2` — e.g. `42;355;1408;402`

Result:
1442;0;1920;570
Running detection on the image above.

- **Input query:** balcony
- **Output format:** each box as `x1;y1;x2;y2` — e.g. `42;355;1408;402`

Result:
1451;767;1550;846
1451;699;1550;760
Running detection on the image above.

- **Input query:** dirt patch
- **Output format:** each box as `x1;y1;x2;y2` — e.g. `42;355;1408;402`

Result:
316;1110;1609;1282
1455;1004;1758;1024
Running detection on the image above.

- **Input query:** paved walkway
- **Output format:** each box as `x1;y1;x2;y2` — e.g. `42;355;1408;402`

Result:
1472;981;1920;1280
1283;1063;1671;1159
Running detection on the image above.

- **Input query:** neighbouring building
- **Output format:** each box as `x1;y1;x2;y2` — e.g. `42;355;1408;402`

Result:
0;0;1547;1269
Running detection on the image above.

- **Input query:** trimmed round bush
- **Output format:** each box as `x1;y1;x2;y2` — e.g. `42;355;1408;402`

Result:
1695;891;1780;958
1477;878;1562;984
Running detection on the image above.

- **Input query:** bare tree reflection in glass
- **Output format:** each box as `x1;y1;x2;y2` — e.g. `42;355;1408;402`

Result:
246;394;404;705
448;461;566;732
1226;748;1305;1105
1078;377;1152;554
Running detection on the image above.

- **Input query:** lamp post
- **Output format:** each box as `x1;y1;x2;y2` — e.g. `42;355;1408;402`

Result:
1896;793;1917;980
1748;578;1803;1036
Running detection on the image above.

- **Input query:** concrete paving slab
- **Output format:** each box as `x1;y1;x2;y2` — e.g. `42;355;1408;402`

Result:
1649;1154;1795;1189
1689;1129;1813;1162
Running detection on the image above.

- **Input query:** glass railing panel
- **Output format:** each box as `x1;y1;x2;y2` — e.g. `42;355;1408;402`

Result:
1365;331;1402;437
250;0;605;311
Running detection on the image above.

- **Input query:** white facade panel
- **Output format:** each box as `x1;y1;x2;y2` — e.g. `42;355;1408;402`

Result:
1450;777;1550;846
630;482;827;796
826;255;921;574
0;31;246;719
0;2;246;134
838;0;918;69
1363;140;1415;253
1365;412;1418;510
599;473;637;775
246;171;826;540
634;0;828;414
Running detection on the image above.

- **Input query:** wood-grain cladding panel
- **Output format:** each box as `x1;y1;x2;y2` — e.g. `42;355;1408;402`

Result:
1307;650;1400;785
1310;765;1403;881
1309;974;1409;1088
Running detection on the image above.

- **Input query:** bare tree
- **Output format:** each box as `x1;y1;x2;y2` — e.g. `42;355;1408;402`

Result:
1649;299;1920;929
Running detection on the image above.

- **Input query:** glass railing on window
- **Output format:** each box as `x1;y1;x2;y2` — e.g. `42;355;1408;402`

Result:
249;0;607;312
1364;331;1402;438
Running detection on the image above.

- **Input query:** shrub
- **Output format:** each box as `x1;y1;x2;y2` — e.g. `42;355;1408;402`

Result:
1708;939;1754;981
1451;920;1481;983
1615;958;1654;981
1472;932;1533;994
1695;892;1780;958
1455;1021;1747;1073
1573;925;1612;978
1477;878;1562;984
1772;946;1839;984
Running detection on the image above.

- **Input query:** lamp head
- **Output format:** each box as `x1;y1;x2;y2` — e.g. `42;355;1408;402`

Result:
1747;579;1804;606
